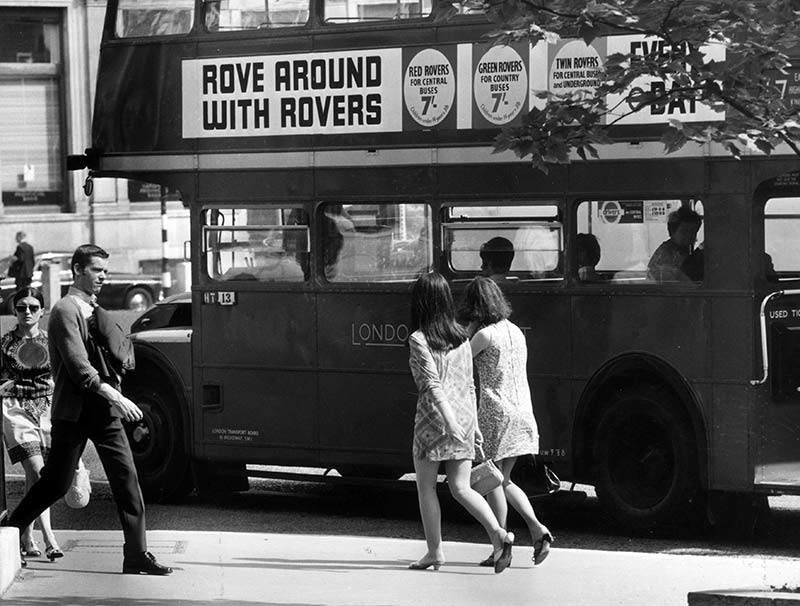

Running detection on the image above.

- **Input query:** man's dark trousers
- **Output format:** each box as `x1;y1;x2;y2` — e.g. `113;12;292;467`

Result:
8;405;146;556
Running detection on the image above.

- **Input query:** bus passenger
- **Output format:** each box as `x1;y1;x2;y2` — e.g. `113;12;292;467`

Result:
322;205;355;280
647;207;703;282
576;233;601;281
460;277;554;567
480;237;515;283
407;273;513;573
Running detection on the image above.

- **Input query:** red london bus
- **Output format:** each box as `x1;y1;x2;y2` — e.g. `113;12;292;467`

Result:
69;0;800;532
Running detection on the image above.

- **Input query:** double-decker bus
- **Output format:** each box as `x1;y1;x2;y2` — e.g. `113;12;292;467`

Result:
69;0;800;532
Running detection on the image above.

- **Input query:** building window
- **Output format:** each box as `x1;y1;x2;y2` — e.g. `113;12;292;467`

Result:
0;9;64;209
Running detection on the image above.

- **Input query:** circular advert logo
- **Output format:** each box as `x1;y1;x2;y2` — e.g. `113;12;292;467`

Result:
599;201;622;223
404;49;455;127
474;46;527;125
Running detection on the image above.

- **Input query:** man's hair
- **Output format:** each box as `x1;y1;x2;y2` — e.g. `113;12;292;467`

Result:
479;237;515;273
71;244;109;277
15;231;26;240
666;207;702;237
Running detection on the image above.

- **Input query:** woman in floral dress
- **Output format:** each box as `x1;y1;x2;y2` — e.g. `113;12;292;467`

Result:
1;288;62;561
461;276;553;567
407;273;513;573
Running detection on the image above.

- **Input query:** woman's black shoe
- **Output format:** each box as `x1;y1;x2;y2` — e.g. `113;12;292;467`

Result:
122;551;173;575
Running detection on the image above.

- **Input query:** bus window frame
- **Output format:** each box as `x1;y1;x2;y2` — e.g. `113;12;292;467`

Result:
317;200;434;285
112;0;198;40
572;196;706;287
201;204;311;284
201;0;312;33
441;202;565;283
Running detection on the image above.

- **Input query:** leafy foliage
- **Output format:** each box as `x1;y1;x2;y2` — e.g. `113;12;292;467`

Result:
459;0;800;171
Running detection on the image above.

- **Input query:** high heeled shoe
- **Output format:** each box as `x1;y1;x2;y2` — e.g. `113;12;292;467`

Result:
493;531;514;574
408;557;445;570
478;552;494;567
46;546;64;561
21;541;41;558
532;531;554;565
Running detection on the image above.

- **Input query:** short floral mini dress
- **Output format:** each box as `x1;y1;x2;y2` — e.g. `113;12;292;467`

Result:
1;329;54;463
473;319;539;460
409;330;477;461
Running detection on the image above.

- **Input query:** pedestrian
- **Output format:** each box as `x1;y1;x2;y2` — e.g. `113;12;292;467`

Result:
460;276;554;567
1;288;62;563
2;244;172;575
407;272;513;573
8;231;35;291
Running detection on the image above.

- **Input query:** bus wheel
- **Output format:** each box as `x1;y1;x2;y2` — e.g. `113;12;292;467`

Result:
593;385;700;534
124;383;192;502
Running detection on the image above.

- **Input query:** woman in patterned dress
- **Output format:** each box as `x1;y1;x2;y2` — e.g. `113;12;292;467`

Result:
1;288;62;561
407;273;513;573
460;276;553;567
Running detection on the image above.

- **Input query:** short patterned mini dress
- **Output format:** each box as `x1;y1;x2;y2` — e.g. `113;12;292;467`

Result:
473;319;539;460
1;329;54;464
409;330;477;461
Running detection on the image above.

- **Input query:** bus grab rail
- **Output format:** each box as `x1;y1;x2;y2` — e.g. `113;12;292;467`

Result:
751;289;800;386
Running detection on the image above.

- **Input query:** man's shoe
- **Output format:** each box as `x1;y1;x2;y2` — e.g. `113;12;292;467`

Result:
122;551;173;575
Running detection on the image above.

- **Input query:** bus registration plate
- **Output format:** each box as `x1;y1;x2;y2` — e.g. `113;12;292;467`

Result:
203;291;237;306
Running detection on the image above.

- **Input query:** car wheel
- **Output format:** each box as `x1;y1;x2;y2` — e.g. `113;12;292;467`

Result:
124;381;192;502
124;287;154;312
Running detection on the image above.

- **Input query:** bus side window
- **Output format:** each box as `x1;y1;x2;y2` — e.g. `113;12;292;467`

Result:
576;199;704;284
115;0;195;38
321;203;431;282
765;197;800;282
205;0;310;31
323;0;432;23
202;207;309;282
443;204;563;283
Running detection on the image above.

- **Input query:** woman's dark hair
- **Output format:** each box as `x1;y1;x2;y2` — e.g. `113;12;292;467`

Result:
459;276;511;326
12;287;44;307
410;273;466;351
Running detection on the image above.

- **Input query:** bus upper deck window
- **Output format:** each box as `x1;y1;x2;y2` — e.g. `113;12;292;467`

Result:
115;0;195;38
323;0;432;23
765;197;800;282
205;0;309;31
576;199;704;284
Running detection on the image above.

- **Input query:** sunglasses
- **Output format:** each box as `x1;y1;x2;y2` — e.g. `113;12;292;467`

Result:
15;304;41;313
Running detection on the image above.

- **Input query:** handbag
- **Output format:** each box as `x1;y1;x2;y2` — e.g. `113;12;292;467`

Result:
64;459;92;509
470;444;503;496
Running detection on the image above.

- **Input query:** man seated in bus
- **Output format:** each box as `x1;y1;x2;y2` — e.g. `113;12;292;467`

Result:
480;237;515;283
647;207;703;282
576;233;601;282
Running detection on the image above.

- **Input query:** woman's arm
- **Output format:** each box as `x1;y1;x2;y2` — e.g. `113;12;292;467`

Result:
469;326;491;358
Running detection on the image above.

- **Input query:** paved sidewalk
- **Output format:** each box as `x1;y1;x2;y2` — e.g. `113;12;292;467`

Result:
2;530;800;605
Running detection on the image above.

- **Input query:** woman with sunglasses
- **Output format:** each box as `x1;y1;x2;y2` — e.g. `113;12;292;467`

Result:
1;288;62;561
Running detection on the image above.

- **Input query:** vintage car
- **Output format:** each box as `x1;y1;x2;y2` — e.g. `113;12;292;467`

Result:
0;251;162;313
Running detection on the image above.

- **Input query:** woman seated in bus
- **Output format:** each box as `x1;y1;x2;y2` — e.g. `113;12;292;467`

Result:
407;273;513;573
647;207;703;282
576;233;601;282
459;277;554;567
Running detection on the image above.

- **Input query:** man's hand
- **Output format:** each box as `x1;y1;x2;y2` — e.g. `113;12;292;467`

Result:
98;383;143;422
109;394;143;422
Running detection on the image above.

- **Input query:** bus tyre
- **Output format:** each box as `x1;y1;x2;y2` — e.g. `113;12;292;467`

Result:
593;385;700;534
124;383;192;502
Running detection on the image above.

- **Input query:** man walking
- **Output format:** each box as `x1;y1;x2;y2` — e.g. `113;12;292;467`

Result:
8;231;35;290
4;244;172;575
